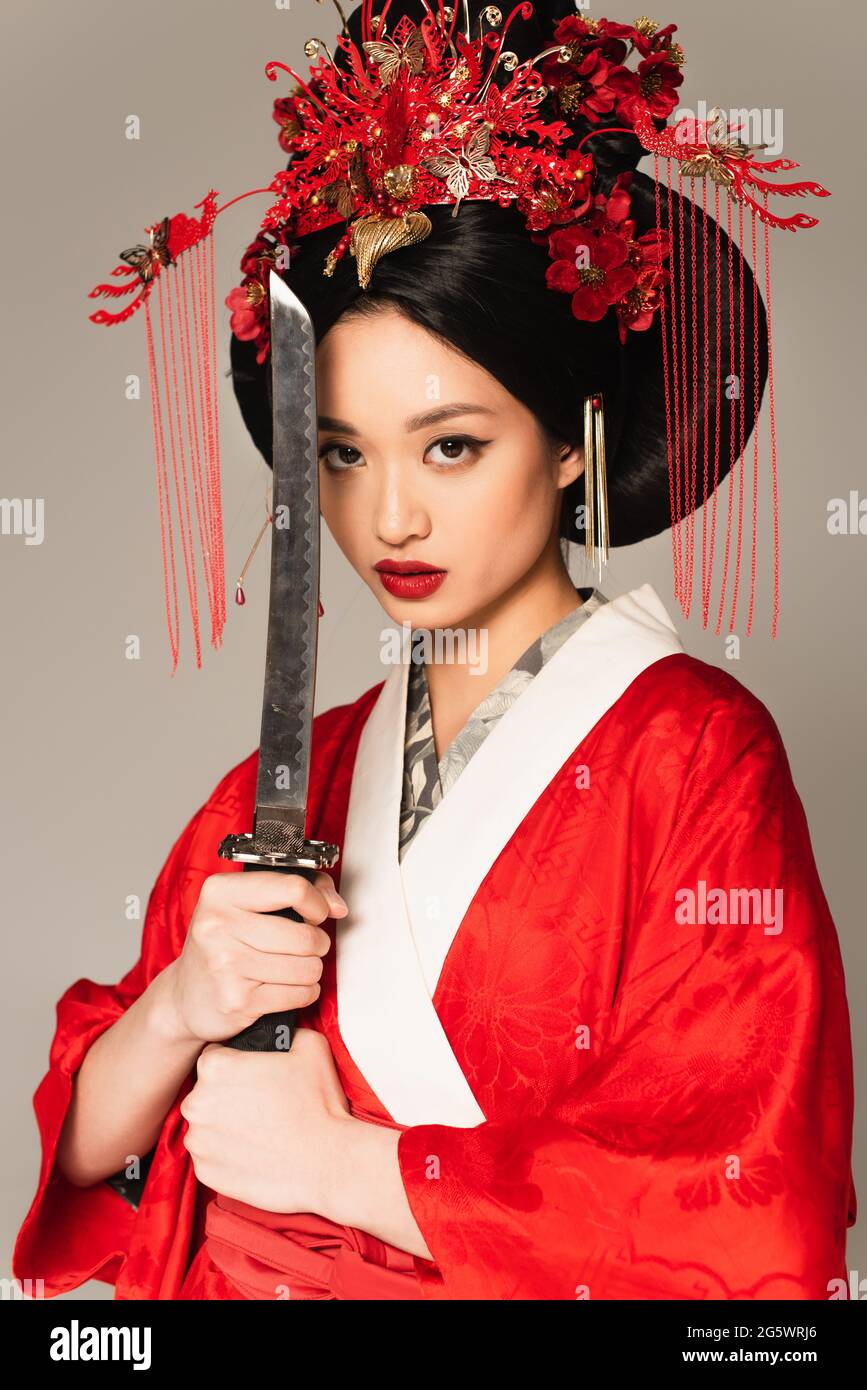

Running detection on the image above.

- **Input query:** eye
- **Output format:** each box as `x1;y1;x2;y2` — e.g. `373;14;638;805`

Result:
319;442;364;472
424;435;488;468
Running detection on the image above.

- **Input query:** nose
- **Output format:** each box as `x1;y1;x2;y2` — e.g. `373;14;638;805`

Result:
373;456;432;546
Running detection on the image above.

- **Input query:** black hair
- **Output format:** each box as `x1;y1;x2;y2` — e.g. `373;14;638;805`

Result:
230;0;768;547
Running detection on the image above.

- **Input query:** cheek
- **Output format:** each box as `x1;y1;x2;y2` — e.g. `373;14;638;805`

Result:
478;442;557;542
502;458;551;517
319;477;364;557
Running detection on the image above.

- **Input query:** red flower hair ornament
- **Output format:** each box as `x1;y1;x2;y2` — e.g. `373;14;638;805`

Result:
218;6;691;360
539;170;669;343
88;1;829;668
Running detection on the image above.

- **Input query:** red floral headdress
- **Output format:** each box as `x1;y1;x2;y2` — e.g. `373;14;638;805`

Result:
89;2;828;670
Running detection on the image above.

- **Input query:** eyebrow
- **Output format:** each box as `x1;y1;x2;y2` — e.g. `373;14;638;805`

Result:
317;403;498;435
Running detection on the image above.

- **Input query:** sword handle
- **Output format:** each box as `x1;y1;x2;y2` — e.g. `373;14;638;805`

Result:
222;862;319;1052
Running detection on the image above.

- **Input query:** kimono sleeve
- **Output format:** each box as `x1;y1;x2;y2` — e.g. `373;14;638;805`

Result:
397;699;856;1300
12;798;209;1297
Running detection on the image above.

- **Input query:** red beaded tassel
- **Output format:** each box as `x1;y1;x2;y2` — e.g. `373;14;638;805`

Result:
653;154;777;637
142;230;226;673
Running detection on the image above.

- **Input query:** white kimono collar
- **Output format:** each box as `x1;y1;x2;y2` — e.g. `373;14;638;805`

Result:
336;583;684;1128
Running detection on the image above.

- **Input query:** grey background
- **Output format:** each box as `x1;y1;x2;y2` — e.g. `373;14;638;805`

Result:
2;0;863;1298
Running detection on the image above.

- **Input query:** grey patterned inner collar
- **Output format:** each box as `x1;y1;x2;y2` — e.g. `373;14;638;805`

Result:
399;587;608;860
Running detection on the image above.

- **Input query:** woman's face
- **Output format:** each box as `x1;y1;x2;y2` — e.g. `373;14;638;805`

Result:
315;305;583;629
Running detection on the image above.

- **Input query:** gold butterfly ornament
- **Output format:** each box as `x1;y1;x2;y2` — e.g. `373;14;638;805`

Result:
361;29;427;86
422;123;515;217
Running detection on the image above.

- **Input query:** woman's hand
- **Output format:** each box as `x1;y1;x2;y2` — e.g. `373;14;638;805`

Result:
179;1027;353;1214
164;869;347;1046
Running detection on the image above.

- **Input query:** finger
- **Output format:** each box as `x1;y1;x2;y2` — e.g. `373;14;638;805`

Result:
246;981;322;1014
288;1024;330;1054
313;871;348;916
200;869;344;920
229;910;332;958
233;942;325;988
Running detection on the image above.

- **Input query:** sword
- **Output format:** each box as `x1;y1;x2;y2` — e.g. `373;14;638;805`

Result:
217;270;338;1052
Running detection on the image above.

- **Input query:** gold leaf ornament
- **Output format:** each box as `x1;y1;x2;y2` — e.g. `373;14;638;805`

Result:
350;211;433;287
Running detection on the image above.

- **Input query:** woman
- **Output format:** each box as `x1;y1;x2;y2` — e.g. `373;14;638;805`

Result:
15;0;855;1299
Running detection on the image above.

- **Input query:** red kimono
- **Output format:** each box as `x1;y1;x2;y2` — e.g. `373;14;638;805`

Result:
13;585;856;1299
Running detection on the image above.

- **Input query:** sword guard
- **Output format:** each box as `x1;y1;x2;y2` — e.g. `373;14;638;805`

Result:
218;831;339;869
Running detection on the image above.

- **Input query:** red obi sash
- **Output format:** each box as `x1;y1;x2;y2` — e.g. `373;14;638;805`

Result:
204;1195;424;1300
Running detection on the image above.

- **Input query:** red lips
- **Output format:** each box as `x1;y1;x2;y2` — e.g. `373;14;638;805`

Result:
374;559;447;599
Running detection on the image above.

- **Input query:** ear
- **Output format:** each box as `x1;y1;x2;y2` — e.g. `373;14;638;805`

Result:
555;438;585;489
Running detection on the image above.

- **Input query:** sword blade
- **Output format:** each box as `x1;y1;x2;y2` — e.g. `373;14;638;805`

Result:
253;270;320;844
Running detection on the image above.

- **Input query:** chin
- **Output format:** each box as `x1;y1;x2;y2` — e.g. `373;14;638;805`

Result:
380;594;447;626
369;574;490;632
409;595;483;633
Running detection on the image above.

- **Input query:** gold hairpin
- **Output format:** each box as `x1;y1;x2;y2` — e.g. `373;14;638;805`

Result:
583;393;609;580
